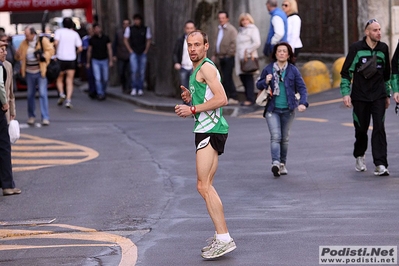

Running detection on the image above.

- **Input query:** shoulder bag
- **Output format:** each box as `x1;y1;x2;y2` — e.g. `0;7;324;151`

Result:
256;86;272;106
357;52;377;79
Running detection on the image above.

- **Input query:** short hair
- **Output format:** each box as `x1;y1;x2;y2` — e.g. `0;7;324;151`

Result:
185;20;195;27
92;23;100;29
62;17;74;29
187;30;208;45
271;42;294;64
286;0;299;15
133;14;143;21
86;23;93;30
238;13;255;26
24;25;36;35
266;0;278;7
218;11;229;18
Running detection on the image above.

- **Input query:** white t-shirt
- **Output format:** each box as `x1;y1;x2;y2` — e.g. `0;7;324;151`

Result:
54;28;82;61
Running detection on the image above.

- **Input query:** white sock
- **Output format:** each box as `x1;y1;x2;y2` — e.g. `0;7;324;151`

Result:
216;232;231;243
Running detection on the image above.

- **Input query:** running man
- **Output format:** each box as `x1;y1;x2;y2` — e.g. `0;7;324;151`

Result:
175;30;236;259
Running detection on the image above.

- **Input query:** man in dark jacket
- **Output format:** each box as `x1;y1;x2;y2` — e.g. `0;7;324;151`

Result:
173;20;195;90
340;19;391;176
123;14;152;96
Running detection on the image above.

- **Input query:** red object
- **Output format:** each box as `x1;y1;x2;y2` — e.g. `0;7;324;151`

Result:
0;0;93;22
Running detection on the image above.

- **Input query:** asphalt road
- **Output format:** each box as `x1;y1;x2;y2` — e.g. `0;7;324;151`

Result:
1;86;399;266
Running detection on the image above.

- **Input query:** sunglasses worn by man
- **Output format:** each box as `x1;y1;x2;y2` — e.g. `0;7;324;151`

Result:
365;18;378;29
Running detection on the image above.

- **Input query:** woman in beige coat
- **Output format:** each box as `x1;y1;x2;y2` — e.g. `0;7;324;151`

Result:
235;13;261;106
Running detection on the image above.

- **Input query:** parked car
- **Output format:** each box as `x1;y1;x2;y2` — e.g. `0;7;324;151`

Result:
11;34;57;91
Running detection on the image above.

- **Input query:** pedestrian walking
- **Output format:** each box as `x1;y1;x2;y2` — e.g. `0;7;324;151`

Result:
123;14;152;96
14;26;53;126
235;13;261;106
340;19;391;176
0;41;21;196
175;30;236;259
256;42;308;177
263;0;288;58
282;0;303;64
54;17;83;108
80;23;96;98
113;19;131;94
86;24;113;101
212;11;239;105
173;20;195;90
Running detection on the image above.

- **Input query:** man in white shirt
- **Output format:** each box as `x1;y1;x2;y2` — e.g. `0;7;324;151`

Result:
173;20;195;90
263;0;288;58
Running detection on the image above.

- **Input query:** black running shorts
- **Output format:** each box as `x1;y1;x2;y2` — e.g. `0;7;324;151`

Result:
195;133;228;155
58;60;76;71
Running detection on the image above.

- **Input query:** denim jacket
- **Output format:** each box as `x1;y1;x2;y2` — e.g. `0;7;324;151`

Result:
256;63;308;113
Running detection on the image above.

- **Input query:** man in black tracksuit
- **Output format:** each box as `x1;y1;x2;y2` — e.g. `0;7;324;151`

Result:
340;19;391;176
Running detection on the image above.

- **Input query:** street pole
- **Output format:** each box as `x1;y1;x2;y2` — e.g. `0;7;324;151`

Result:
343;0;348;55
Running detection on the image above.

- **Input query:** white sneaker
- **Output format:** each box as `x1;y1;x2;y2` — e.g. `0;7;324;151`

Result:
280;163;288;175
355;156;367;172
130;88;137;96
374;165;389;176
271;162;280;177
201;238;236;259
202;234;216;252
138;90;143;96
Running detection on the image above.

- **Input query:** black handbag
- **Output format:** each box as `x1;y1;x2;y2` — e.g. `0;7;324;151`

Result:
240;51;259;73
39;37;60;81
46;59;61;81
357;52;377;79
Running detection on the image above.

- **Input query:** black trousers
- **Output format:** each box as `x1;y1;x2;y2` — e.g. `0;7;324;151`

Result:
239;74;255;103
0;112;14;189
352;98;388;167
117;58;130;91
219;56;237;100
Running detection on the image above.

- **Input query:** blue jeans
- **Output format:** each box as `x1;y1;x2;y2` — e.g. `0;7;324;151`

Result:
129;52;147;92
179;68;192;89
26;72;49;120
92;58;109;96
265;108;295;164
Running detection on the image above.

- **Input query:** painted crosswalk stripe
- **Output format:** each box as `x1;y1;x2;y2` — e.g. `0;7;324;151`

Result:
11;134;99;172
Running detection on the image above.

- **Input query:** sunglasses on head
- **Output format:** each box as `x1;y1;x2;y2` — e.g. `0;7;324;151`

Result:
365;19;378;29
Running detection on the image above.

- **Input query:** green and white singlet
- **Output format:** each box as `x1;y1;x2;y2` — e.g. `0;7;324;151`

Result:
189;58;229;134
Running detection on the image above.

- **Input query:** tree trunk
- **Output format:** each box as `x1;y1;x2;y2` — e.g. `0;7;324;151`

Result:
151;1;196;97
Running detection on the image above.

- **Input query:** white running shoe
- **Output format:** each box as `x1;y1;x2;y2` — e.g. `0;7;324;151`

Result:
280;163;288;175
374;165;389;176
130;88;137;96
201;238;236;259
272;163;280;177
355;156;367;172
201;234;216;252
